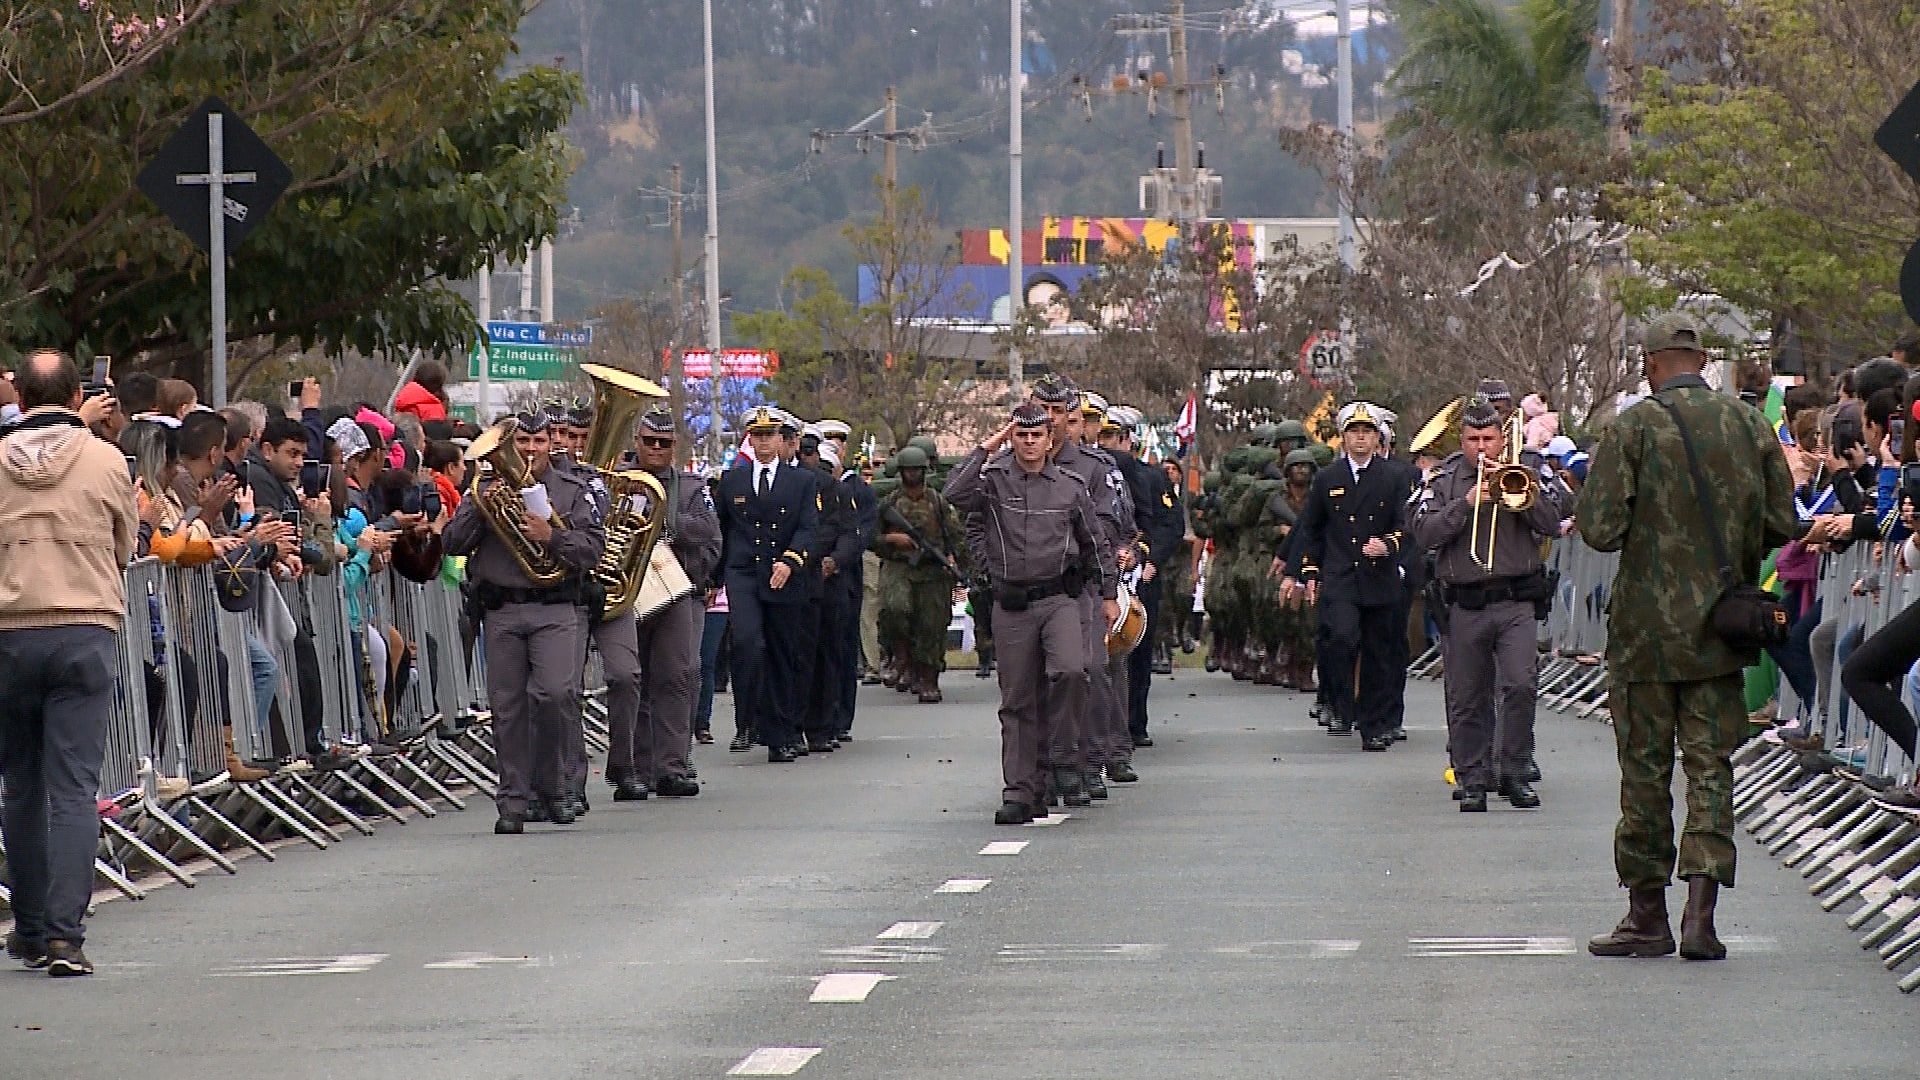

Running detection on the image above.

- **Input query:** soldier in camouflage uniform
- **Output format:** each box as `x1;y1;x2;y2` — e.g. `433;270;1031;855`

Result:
874;444;967;704
1268;448;1320;690
1577;312;1795;962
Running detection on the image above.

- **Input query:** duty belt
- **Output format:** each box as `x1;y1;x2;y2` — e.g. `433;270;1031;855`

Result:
996;571;1078;612
475;580;582;611
1441;573;1546;611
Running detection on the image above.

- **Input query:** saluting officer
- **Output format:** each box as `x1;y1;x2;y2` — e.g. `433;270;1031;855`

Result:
716;406;821;762
616;406;723;799
1412;400;1567;811
1030;377;1134;804
1279;402;1411;752
945;403;1118;825
443;411;606;834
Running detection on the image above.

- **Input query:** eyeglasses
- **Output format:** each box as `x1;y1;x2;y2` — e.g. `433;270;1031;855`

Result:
639;436;674;449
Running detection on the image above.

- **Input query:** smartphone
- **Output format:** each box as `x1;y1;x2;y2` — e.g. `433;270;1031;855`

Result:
1893;417;1905;459
93;358;111;385
287;380;305;400
298;460;331;499
420;485;443;521
124;455;138;482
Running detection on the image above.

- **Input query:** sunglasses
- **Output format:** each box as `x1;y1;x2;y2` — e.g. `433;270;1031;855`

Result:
639;436;675;449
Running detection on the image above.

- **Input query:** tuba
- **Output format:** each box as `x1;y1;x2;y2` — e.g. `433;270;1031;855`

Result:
464;419;570;587
1410;396;1467;459
577;363;669;620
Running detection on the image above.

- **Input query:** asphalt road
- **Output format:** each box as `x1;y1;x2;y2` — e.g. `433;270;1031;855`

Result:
4;669;1916;1079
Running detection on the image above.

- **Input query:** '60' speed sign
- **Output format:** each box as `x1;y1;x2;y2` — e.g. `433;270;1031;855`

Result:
1298;331;1347;388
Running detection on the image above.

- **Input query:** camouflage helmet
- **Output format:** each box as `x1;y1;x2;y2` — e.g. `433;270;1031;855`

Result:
1202;471;1222;493
1248;422;1280;446
906;435;939;459
1308;442;1336;467
1283;447;1318;469
1274;419;1308;442
893;445;931;469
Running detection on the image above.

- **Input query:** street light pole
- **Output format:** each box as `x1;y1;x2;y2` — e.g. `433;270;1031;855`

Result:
1006;0;1025;401
702;0;726;465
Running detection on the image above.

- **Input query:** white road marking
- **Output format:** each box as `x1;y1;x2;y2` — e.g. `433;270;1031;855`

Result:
1213;939;1362;959
935;878;991;894
210;953;388;977
809;972;896;1003
877;921;943;940
727;1047;822;1075
1407;937;1575;957
819;944;945;964
1024;813;1070;827
995;943;1163;961
1721;935;1779;952
979;840;1029;855
423;953;549;970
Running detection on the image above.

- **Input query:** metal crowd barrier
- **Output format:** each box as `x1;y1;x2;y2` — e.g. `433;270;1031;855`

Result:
0;555;529;913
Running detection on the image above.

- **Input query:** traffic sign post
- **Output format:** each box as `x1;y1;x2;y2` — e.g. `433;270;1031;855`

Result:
136;98;291;408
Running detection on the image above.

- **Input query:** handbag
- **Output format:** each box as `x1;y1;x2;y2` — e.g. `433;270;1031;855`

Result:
1650;396;1791;650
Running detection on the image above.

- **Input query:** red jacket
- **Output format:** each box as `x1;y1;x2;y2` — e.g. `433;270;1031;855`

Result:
393;381;447;422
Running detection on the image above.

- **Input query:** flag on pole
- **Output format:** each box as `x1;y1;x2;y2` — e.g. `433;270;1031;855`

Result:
1174;393;1197;445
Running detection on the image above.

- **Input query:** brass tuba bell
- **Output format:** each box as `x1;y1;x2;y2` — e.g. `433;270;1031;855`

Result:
577;363;670;620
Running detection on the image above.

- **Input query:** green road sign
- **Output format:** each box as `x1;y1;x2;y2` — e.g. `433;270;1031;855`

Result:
467;341;578;382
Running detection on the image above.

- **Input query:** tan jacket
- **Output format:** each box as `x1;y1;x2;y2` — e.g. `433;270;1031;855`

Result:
0;410;138;632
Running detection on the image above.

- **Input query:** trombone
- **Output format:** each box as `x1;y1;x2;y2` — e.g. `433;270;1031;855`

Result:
1468;413;1539;571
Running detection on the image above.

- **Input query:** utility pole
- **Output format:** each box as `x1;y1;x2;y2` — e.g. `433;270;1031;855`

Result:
519;248;535;320
477;262;493;424
1007;0;1025;400
1168;0;1198;223
539;238;555;324
1335;0;1355;276
883;85;898;222
668;163;690;466
1605;0;1634;157
702;0;725;465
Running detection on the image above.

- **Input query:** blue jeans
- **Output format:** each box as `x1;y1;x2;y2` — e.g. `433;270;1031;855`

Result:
1766;598;1821;718
245;632;278;747
694;610;728;734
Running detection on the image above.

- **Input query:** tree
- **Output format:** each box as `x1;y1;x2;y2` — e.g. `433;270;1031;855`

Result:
1387;0;1604;142
736;186;990;447
1610;0;1920;379
0;0;580;396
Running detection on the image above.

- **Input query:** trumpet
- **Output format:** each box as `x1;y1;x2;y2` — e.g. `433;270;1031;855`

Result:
1468;414;1539;571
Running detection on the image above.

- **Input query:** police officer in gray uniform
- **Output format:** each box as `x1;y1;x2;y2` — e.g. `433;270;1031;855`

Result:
945;403;1118;825
1030;377;1135;805
1411;399;1568;812
626;406;724;797
551;401;613;817
443;411;606;833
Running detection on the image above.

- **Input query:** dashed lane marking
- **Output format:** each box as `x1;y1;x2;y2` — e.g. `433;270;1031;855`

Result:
423;953;550;970
979;841;1029;855
1213;940;1362;959
727;1047;822;1075
877;921;943;940
995;943;1163;961
1407;937;1576;957
1721;935;1779;952
1024;812;1070;827
819;944;944;964
809;972;897;1003
935;878;991;894
210;954;388;977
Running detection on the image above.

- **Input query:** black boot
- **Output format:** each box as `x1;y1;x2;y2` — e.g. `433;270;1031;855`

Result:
1498;776;1541;809
612;774;651;801
1055;766;1091;807
1679;876;1726;960
995;800;1033;825
976;646;995;678
1458;785;1487;812
1084;769;1108;800
1588;887;1676;957
545;794;578;825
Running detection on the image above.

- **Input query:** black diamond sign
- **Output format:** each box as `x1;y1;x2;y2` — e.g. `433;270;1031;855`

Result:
135;96;292;254
1877;79;1920;324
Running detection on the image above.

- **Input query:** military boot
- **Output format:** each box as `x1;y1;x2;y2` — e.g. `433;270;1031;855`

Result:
1055;766;1091;807
1084;768;1109;800
916;665;943;704
1678;876;1727;961
976;645;995;679
1588;887;1676;957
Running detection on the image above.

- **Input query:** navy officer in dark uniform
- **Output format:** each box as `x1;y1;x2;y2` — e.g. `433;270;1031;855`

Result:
1278;402;1412;752
715;405;821;762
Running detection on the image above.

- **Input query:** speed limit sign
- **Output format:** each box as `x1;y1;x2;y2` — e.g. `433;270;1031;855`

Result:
1299;331;1346;387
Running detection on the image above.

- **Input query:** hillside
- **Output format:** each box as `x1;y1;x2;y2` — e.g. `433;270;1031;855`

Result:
512;0;1400;321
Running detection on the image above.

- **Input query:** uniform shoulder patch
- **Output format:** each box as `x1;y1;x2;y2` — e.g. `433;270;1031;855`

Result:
1161;493;1174;508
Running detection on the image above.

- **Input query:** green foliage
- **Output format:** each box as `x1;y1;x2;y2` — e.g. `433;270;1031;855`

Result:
1387;0;1603;141
0;0;580;393
1613;0;1919;376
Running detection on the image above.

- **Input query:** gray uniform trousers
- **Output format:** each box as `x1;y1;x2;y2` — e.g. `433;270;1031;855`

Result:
996;594;1087;807
593;611;645;783
1105;648;1132;765
634;594;703;781
485;601;583;814
1442;599;1537;789
1049;590;1104;771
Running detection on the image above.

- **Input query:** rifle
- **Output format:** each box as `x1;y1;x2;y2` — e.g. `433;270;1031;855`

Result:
880;501;963;580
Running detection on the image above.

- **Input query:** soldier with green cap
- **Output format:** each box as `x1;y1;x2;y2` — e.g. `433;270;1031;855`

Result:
873;443;967;703
1578;311;1795;961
